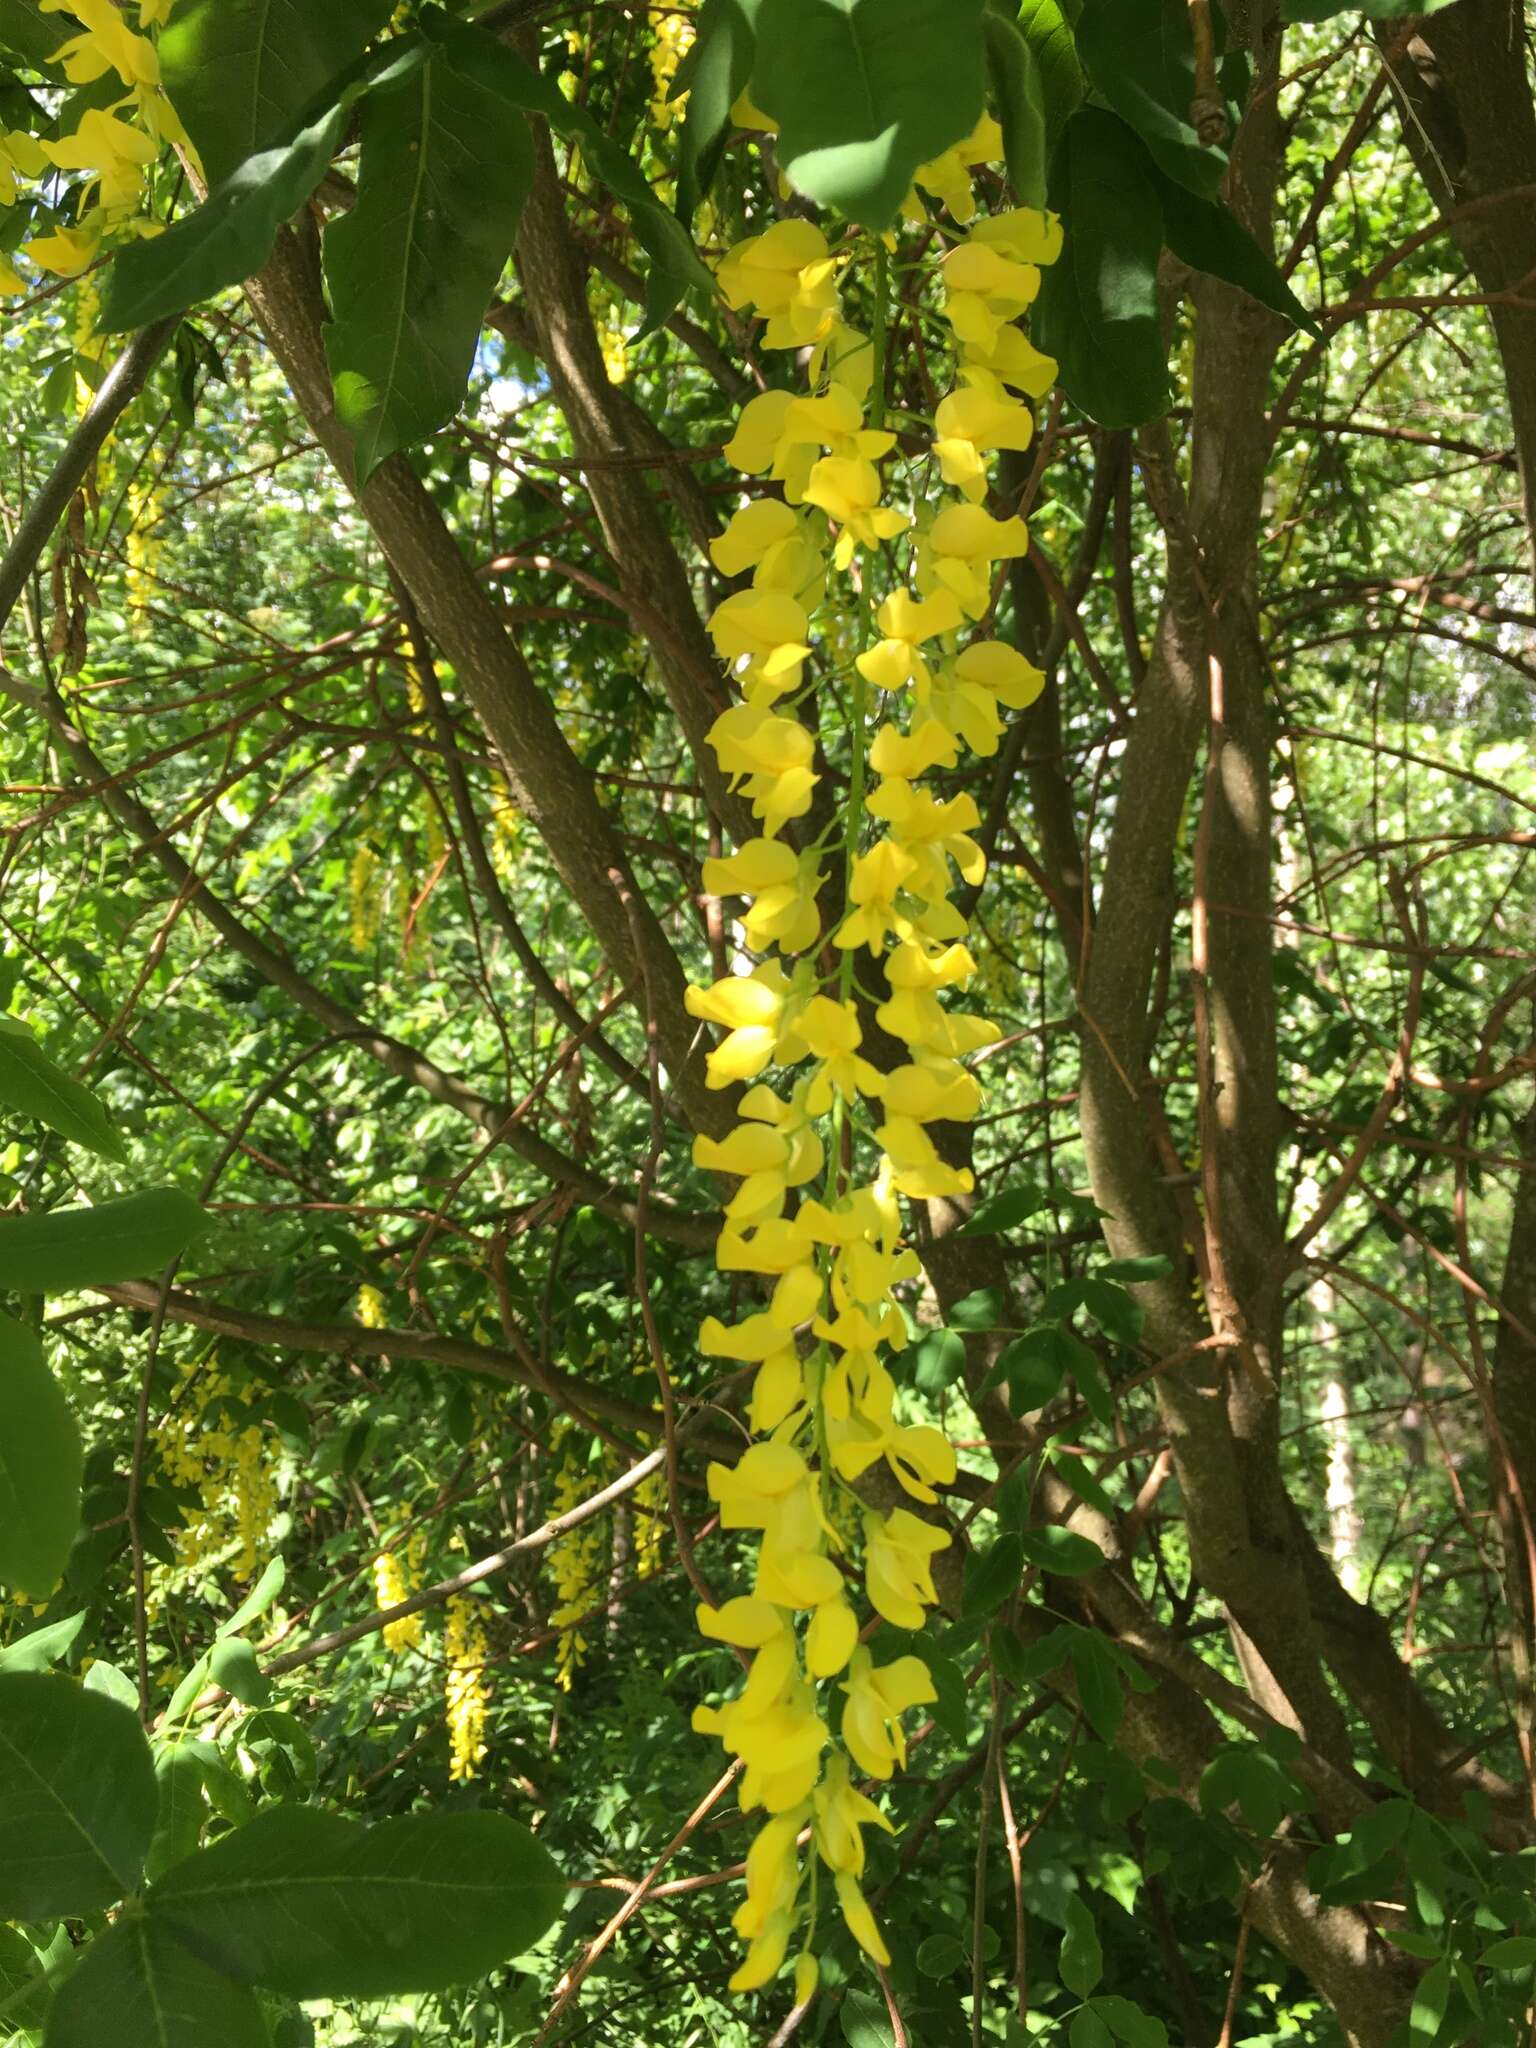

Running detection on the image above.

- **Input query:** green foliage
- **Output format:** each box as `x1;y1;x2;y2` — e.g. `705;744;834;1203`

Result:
0;1674;158;1916
321;42;534;482
0;1186;205;1291
751;0;988;227
0;1017;124;1161
0;1312;83;1598
45;1919;271;2048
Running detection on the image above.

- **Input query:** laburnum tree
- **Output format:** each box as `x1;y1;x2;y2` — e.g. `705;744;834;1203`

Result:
0;1;1534;2045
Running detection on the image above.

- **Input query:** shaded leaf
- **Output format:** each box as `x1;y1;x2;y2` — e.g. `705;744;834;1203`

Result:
1076;0;1226;196
0;1311;83;1599
0;1187;204;1293
985;10;1047;208
1059;1894;1103;1997
1014;0;1084;144
45;1917;268;2048
0;1671;157;1916
1150;164;1317;331
962;1532;1023;1617
1018;1525;1104;1576
0;1017;123;1160
0;1607;86;1672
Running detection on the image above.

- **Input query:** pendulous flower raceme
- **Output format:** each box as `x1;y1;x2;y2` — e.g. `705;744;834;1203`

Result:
687;117;1059;1996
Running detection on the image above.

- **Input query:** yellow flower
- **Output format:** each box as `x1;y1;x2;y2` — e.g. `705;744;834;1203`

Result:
717;218;840;349
796;994;884;1112
919;502;1030;619
23;221;101;277
705;702;819;833
943;237;1043;351
933;366;1037;501
835;1869;892;1966
710;497;801;577
841;1644;938;1776
43;0;160;87
708;587;812;700
969;205;1065;267
865;1510;951;1630
444;1595;491;1780
373;1548;423;1654
961;318;1059;398
907;111;1004;224
866;777;986;892
42;108;158;212
805;1595;859;1678
803;455;909;569
928;637;1045;755
854;589;963;691
685;960;796;1087
813;1749;893;1870
809;318;874;399
703;837;824;956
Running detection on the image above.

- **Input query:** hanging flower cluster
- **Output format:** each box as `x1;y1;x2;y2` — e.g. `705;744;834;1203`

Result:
159;1359;281;1585
1;0;191;293
444;1593;491;1783
687;115;1059;1996
547;1418;609;1691
372;1517;426;1654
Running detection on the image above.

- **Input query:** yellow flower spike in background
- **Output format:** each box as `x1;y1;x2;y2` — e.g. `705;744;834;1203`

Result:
691;143;1061;1995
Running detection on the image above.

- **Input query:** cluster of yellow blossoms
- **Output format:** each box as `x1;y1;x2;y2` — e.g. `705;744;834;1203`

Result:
547;1418;608;1691
372;1518;426;1654
159;1360;280;1583
0;0;190;294
444;1593;491;1783
686;116;1060;1995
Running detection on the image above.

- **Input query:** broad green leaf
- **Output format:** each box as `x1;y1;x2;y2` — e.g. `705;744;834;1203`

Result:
435;19;710;331
1035;108;1169;427
962;1532;1023;1618
1018;1526;1104;1576
0;1312;82;1599
985;11;1047;209
1079;1277;1144;1347
100;42;428;333
84;1659;139;1710
1090;1996;1170;2047
1070;1630;1123;1742
0;1607;86;1672
0;1018;123;1160
840;1986;896;2048
916;1930;965;1976
145;1747;208;1884
1071;2009;1113;2048
0;0;59;67
1014;0;1084;144
675;0;760;217
1481;1936;1536;1970
218;1556;286;1638
950;1285;1010;1331
1075;0;1225;196
163;1652;212;1726
910;1326;966;1394
751;0;988;229
1059;1895;1103;1997
1150;166;1317;332
150;1806;565;1997
208;1637;271;1707
0;1187;204;1294
45;1917;267;2048
322;44;533;483
159;0;393;191
1409;1957;1450;2046
981;1328;1067;1406
0;1672;157;1916
0;1923;50;2035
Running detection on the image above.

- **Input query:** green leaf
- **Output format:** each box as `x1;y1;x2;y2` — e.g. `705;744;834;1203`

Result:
321;44;533;484
1149;165;1317;332
1078;1277;1143;1346
435;19;710;331
916;1930;965;1977
0;0;61;67
1018;1526;1104;1576
1076;0;1225;196
0;1018;123;1160
980;1327;1067;1406
219;1556;286;1638
84;1659;139;1710
962;1532;1023;1618
985;11;1047;208
751;0;988;229
1409;1957;1450;2046
1481;1936;1536;1970
45;1917;268;2048
1071;2009;1113;2048
840;1986;896;2048
145;1747;208;1884
1089;1995;1170;2047
957;1183;1047;1235
0;1671;157;1916
1070;1630;1123;1742
0;1187;205;1293
0;1607;86;1672
910;1326;967;1394
149;1806;565;1997
1095;1254;1173;1284
159;0;394;192
950;1285;1010;1331
0;1922;51;2035
0;1312;83;1599
208;1638;271;1707
1014;0;1084;145
1059;1894;1103;1997
1035;107;1169;428
675;0;759;217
